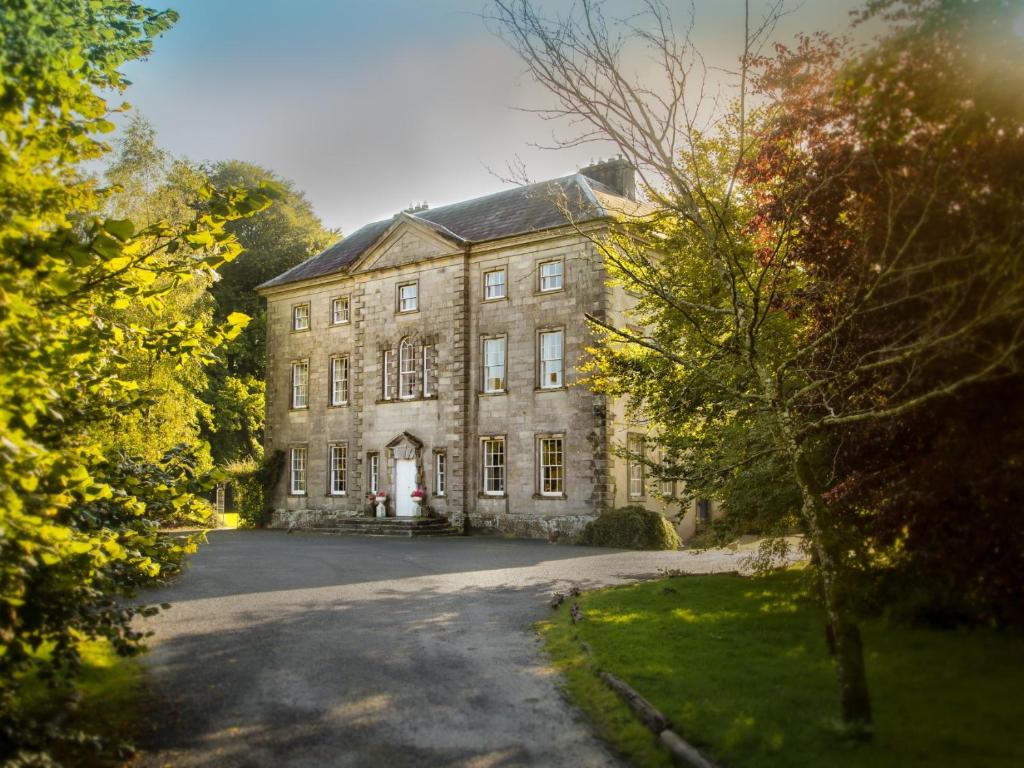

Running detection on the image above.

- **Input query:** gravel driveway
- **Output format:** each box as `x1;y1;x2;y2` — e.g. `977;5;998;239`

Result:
136;530;750;768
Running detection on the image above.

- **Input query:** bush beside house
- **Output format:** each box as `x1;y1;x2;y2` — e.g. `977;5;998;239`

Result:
578;506;681;550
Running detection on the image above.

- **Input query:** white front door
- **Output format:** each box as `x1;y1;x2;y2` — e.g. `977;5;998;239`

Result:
395;459;417;517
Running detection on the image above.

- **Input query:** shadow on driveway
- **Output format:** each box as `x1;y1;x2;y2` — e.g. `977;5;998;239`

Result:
136;531;746;767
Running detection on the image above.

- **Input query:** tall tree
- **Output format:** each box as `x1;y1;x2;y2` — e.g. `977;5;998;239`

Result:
0;1;277;758
491;0;1023;729
100;114;218;465
206;160;338;380
751;0;1024;623
201;161;337;467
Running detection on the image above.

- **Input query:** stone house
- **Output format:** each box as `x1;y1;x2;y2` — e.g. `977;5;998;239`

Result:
256;159;718;539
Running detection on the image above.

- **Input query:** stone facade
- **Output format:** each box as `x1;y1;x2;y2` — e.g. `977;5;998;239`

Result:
257;163;721;539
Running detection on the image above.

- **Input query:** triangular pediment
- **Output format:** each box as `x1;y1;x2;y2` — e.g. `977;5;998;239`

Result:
350;214;464;274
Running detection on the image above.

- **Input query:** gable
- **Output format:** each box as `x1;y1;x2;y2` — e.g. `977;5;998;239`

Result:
351;216;463;274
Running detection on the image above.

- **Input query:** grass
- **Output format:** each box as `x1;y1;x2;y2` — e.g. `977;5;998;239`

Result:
540;569;1024;768
16;639;144;765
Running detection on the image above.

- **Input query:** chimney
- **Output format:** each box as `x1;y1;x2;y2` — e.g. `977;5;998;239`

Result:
579;157;636;201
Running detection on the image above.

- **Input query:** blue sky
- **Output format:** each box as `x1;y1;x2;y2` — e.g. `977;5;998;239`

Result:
118;1;865;234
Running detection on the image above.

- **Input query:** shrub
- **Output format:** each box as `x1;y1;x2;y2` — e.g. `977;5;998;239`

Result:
228;451;285;528
578;506;681;550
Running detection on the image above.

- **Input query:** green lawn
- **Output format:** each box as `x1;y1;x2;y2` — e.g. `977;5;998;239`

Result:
540;569;1024;768
16;639;144;765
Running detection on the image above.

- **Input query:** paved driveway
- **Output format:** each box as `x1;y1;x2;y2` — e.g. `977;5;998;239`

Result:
136;531;749;768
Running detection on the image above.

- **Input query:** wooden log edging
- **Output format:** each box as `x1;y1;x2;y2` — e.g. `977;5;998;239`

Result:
599;672;719;768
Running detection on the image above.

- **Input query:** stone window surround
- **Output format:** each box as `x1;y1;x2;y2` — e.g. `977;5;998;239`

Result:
535;326;566;391
479;434;507;498
329;295;351;325
288;444;308;496
396;279;419;314
480;333;508;395
328;442;348;496
482;264;508;302
290;359;309;410
534;432;567;500
376;337;439;405
291;301;311;332
328;354;350;407
536;257;565;295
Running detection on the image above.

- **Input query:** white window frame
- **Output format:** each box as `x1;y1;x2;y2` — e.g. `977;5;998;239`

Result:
538;260;563;292
482;336;506;394
539;329;564;389
329;443;347;495
399;338;416;399
330;355;349;406
368;452;379;495
422;344;433;397
292;303;310;331
627;434;645;499
289;446;307;495
484;268;506;300
382;349;394;400
482;437;506;496
291;360;309;409
331;296;350;325
435;451;446;496
538;436;564;496
397;281;418;313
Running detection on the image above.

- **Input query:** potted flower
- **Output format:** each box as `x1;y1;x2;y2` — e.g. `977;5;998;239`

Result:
374;491;388;518
410;486;426;512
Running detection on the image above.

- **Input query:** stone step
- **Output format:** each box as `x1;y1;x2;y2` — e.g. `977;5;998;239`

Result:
308;526;462;538
303;516;462;538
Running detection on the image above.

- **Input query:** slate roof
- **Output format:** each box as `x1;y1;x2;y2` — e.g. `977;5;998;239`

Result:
258;173;638;290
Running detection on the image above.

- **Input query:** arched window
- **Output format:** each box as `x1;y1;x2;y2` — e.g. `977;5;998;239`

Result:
399;337;416;398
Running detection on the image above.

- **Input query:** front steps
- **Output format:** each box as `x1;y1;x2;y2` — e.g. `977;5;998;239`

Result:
305;516;462;538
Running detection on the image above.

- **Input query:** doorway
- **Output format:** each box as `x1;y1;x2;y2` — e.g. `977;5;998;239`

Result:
395;458;417;516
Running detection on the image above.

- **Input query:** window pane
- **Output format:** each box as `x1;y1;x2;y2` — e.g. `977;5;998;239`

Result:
540;330;563;388
330;444;347;494
436;452;446;495
422;345;432;397
483;439;505;494
485;269;506;299
332;357;348;405
332;297;349;324
292;361;308;408
291;448;306;494
540;438;564;494
483;338;505;392
399;339;416;397
628;435;644;497
399;284;418;311
369;454;379;494
293;304;310;330
540;261;563;291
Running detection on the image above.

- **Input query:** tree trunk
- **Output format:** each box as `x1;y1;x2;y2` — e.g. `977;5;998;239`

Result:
792;441;873;730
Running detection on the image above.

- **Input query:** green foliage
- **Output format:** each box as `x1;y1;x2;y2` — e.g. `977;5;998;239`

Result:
12;639;144;766
541;570;1024;768
0;1;279;760
578;506;681;551
228;450;284;528
206;160;338;382
205;375;265;466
